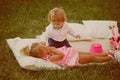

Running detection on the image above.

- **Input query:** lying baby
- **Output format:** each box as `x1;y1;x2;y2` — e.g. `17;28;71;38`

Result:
20;42;113;67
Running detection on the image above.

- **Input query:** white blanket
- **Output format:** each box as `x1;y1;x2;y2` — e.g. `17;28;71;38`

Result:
6;22;120;70
6;37;64;70
6;37;111;70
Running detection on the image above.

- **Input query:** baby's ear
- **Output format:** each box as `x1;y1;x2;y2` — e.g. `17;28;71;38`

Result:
20;46;30;56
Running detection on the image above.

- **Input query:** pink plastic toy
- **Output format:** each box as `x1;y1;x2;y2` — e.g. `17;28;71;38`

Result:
90;42;103;54
109;26;119;49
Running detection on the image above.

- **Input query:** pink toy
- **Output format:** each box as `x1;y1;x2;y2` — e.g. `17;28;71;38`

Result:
109;26;119;49
90;42;103;54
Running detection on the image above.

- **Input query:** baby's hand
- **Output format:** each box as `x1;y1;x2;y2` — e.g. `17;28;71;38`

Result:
40;41;46;45
76;35;81;39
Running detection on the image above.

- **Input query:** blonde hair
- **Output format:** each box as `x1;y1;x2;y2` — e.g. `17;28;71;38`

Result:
29;42;43;58
20;43;43;58
48;7;67;22
20;46;30;56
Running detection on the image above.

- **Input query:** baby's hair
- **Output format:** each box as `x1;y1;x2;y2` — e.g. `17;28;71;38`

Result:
20;43;43;58
20;46;30;56
48;7;67;22
29;42;43;58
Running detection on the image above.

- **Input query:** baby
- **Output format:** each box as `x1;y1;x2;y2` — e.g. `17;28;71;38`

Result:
21;42;113;67
39;7;80;48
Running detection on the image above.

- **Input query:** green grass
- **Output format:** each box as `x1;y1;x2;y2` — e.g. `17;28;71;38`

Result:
1;0;120;80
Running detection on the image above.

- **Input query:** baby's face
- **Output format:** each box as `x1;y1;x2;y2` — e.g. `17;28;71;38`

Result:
52;21;64;30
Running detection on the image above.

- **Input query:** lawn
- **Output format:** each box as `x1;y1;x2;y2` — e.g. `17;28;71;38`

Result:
1;0;120;80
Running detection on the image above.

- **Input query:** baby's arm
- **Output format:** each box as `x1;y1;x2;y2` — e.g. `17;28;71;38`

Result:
48;47;64;62
39;25;51;45
75;35;81;39
49;54;64;62
68;25;81;39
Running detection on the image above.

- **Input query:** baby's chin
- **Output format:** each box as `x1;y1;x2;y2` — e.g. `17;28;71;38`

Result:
53;26;62;30
54;27;61;30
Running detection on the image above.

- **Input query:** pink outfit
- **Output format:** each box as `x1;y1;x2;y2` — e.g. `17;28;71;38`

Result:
44;46;79;67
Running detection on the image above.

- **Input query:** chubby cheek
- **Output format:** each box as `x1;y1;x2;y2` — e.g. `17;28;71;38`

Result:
42;53;46;58
38;53;42;58
42;51;49;57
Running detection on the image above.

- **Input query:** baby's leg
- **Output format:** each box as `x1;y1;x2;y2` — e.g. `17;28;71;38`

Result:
78;51;108;57
78;53;112;64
